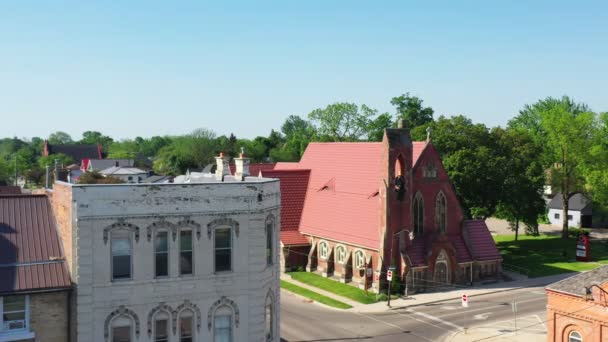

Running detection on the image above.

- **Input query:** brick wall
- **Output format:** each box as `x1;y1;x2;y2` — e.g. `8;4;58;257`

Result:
50;183;74;276
29;291;70;342
546;289;608;342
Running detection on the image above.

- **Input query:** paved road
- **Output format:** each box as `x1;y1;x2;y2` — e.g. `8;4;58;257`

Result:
281;286;548;341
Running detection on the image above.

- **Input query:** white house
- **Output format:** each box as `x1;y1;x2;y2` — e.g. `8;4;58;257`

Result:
548;193;593;228
99;166;150;183
51;152;280;342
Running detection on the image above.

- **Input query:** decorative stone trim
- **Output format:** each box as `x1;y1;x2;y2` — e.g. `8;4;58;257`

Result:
146;218;178;242
103;219;140;244
147;302;173;337
177;217;202;240
104;305;140;341
207;217;240;239
207;296;240;331
173;300;202;334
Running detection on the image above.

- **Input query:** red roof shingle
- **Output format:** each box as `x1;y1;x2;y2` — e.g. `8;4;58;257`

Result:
0;195;71;294
464;220;502;261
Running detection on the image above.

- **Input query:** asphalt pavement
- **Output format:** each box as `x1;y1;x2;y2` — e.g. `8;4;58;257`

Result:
281;285;548;341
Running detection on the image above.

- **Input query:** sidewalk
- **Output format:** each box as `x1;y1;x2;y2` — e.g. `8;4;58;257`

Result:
281;272;574;313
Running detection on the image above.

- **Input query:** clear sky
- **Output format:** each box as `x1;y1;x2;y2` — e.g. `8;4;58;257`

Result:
1;1;606;140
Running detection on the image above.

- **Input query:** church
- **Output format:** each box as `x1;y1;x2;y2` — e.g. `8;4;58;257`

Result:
261;121;502;293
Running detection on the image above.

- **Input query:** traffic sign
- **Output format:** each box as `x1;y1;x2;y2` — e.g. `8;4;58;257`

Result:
374;271;380;282
461;293;468;307
387;270;393;281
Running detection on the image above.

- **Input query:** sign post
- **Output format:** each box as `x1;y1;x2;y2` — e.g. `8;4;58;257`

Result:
387;267;395;307
512;300;518;335
462;293;468;334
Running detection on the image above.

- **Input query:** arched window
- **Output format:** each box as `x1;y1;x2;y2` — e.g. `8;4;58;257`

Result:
153;311;170;342
179;309;194;342
413;192;424;235
155;230;169;277
265;292;274;341
265;216;274;266
335;246;347;264
213;306;233;342
435;192;447;233
111;316;133;342
111;230;132;281
394;155;403;177
318;241;329;260
354;250;366;269
569;331;582;342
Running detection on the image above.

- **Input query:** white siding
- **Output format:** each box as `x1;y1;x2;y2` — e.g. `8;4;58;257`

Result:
548;208;582;227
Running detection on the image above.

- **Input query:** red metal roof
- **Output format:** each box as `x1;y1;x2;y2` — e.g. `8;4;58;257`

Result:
450;234;473;263
261;169;310;230
412;142;427;166
464;220;502;261
0;195;71;294
407;239;427;267
274;143;384;249
0;186;21;195
228;163;276;176
280;231;310;246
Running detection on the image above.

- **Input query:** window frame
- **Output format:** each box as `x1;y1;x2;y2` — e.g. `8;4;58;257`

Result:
110;316;133;342
265;218;274;266
264;295;273;341
0;295;29;333
413;192;424;235
435;192;447;233
318;241;329;260
213;308;233;342
335;246;346;264
214;226;233;273
554;213;560;219
153;312;170;342
354;250;366;269
178;310;194;342
154;230;170;278
179;229;194;276
111;229;133;281
568;330;583;342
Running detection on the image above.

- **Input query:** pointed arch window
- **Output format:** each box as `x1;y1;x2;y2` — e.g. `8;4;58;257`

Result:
318;241;329;260
335;246;347;264
354;250;366;269
435;192;447;233
413;192;424;235
264;292;274;341
265;215;274;266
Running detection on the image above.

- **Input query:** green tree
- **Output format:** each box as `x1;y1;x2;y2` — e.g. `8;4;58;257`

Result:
494;128;546;240
541;104;595;238
390;93;434;129
0;158;10;185
581;112;608;205
80;131;114;150
47;131;73;145
153;128;218;175
78;171;125;184
308;103;376;141
365;113;393;142
37;153;74;169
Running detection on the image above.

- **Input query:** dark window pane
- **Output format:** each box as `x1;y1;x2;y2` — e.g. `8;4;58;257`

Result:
215;249;231;272
156;253;168;277
266;224;273;265
113;255;131;279
180;231;192;251
180;251;193;275
155;319;168;341
155;232;168;252
180;316;193;341
113;326;131;342
215;228;231;248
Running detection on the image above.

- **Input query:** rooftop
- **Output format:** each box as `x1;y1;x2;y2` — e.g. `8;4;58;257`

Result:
546;265;608;297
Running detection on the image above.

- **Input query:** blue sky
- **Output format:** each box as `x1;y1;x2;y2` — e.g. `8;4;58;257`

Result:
1;1;606;140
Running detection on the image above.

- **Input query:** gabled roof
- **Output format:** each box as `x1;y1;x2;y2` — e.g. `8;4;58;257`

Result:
412;142;427;167
0;195;71;294
464;220;502;261
274;142;384;249
46;143;103;162
546;265;608;297
85;159;134;171
548;193;592;213
100;166;148;176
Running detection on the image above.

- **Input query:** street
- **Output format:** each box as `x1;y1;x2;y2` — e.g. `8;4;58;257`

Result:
281;286;548;341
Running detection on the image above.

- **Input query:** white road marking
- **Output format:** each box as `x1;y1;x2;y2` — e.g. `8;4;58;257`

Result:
473;312;493;320
441;306;459;310
405;308;464;330
535;314;547;330
354;312;435;342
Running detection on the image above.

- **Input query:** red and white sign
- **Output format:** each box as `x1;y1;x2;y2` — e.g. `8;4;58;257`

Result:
461;293;468;308
387;270;393;281
374;271;380;281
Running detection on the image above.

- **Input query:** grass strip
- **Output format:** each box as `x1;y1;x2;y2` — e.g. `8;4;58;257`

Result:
288;272;379;304
280;280;352;309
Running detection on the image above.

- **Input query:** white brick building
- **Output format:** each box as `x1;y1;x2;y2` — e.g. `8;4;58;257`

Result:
52;153;280;342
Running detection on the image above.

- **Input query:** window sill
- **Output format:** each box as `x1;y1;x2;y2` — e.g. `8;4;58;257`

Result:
0;330;35;342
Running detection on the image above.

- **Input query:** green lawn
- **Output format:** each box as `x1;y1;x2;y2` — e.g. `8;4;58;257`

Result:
287;272;380;304
494;234;608;277
280;280;353;309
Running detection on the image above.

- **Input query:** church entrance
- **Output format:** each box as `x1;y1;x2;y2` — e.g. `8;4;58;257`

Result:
433;250;449;286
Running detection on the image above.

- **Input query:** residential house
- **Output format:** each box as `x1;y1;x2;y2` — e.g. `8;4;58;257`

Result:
50;151;280;341
261;122;502;292
0;194;72;342
99;166;150;183
81;159;135;172
43;140;104;164
548;193;593;228
546;265;608;341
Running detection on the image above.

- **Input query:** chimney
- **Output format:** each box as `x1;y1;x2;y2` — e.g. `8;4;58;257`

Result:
215;152;231;181
234;147;250;181
397;119;407;129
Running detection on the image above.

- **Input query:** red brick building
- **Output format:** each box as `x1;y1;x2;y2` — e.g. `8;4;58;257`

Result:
263;123;502;292
546;265;608;342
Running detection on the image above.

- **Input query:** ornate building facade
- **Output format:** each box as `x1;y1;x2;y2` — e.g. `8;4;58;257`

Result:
51;154;280;342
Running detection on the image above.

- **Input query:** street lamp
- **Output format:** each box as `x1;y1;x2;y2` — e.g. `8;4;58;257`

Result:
584;284;608;301
387;228;411;307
